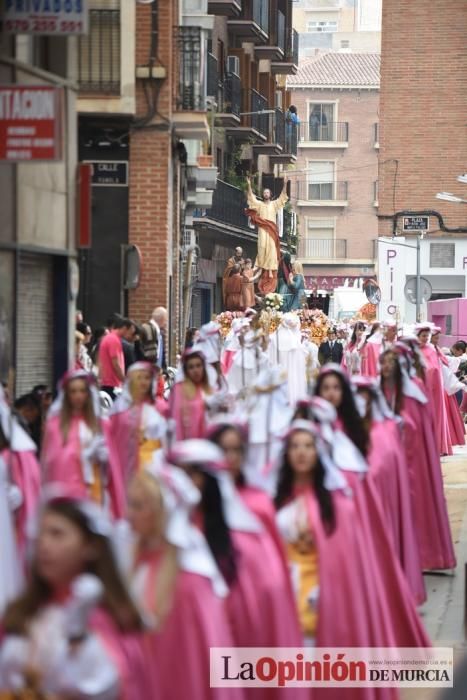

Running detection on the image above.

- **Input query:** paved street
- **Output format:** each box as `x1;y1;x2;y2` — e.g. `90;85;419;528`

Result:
402;444;467;700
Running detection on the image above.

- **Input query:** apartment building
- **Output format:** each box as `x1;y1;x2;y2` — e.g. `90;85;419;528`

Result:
293;0;381;58
191;0;299;323
0;16;79;393
288;52;380;299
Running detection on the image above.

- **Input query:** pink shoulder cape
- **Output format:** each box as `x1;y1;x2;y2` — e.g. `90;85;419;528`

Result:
2;447;41;555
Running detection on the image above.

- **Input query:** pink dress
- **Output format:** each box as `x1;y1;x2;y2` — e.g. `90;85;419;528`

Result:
169;382;207;441
366;419;426;604
421;344;452;455
1;447;41;555
42;415;125;518
225;488;302;700
438;353;465;446
134;549;245;700
362;342;381;377
397;390;456;571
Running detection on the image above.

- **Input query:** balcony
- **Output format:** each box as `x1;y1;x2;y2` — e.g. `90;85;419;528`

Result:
207;54;241;127
271;119;298;164
173;27;209;140
208;0;242;16
296;181;349;207
272;28;299;75
298;238;347;261
78;8;120;95
255;9;285;61
228;0;269;43
299;122;349;148
226;87;269;142
374;123;379;149
193;179;253;238
252;105;285;156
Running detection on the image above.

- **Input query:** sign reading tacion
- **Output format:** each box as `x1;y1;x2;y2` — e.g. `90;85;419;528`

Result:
0;86;63;162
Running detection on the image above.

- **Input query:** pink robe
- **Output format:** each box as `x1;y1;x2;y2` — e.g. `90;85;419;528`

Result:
362;342;381;378
366;420;426;604
42;415;125;519
90;607;158;700
169;382;207;441
1;447;41;555
438;353;465;446
226;488;302;699
421;344;452;455
135;549;245;700
281;487;407;700
399;391;456;571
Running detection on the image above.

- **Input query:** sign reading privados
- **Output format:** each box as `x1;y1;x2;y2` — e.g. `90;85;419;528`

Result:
0;86;63;162
4;0;88;36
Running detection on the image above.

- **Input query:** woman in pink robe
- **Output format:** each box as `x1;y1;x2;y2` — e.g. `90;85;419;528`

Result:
169;349;213;441
430;330;465;446
0;492;157;699
110;362;167;487
342;321;368;375
275;421;428;700
380;347;456;571
312;369;430;648
0;386;41;555
353;376;425;604
416;325;452;455
42;370;125;519
127;448;245;700
208;422;302;696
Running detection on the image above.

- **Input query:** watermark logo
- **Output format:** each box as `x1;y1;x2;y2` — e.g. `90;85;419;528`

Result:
210;648;453;688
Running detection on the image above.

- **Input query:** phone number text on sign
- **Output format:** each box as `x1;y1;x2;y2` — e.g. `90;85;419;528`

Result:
4;1;88;36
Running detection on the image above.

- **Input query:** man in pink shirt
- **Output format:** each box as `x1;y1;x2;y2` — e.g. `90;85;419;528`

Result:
99;317;132;399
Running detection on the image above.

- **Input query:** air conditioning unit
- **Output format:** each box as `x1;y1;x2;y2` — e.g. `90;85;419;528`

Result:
226;55;240;76
275;90;283;109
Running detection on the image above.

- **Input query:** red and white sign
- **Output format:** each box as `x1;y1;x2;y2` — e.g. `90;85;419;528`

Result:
4;1;88;36
0;86;63;162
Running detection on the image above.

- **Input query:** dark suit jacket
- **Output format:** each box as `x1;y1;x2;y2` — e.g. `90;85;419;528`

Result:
319;340;343;365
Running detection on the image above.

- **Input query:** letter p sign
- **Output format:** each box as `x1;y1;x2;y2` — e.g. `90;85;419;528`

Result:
387;249;397;265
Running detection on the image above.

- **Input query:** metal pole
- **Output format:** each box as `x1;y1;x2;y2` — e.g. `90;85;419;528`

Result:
415;234;421;322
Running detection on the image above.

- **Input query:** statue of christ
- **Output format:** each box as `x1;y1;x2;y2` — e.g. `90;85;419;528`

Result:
245;174;289;295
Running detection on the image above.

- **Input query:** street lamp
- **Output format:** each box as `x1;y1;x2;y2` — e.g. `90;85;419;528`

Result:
436;192;467;204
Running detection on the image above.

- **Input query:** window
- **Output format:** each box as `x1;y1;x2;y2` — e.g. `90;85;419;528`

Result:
340;40;350;48
308;103;335;141
308;161;334;200
78;0;120;95
307;218;335;240
307;20;338;33
430;243;455;268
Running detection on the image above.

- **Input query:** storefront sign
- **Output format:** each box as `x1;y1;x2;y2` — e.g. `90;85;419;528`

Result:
0;86;63;162
377;237;411;320
4;0;88;35
304;276;373;292
89;161;128;187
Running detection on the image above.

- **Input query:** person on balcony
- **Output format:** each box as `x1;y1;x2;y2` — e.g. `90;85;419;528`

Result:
245;174;288;296
285;105;300;152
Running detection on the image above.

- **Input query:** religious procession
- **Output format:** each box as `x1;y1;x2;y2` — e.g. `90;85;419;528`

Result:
0;169;465;698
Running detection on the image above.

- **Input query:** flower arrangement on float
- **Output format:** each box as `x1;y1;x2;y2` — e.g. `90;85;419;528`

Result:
216;311;245;337
297;308;330;344
263;292;283;312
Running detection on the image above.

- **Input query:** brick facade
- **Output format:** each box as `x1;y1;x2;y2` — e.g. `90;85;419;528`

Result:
129;1;181;358
290;86;379;275
378;0;467;237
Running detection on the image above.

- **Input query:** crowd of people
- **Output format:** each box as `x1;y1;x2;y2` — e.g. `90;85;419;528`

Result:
0;307;463;698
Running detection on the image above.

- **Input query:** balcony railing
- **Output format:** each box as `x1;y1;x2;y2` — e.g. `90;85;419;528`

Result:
301;122;349;142
287;28;299;65
296;181;348;202
78;8;120;95
298;238;347;259
252;0;269;35
273;108;285;149
222;73;242;116
207;52;219;101
177;27;205;111
284;120;298;156
249;88;269;137
277;10;286;52
195;179;250;231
